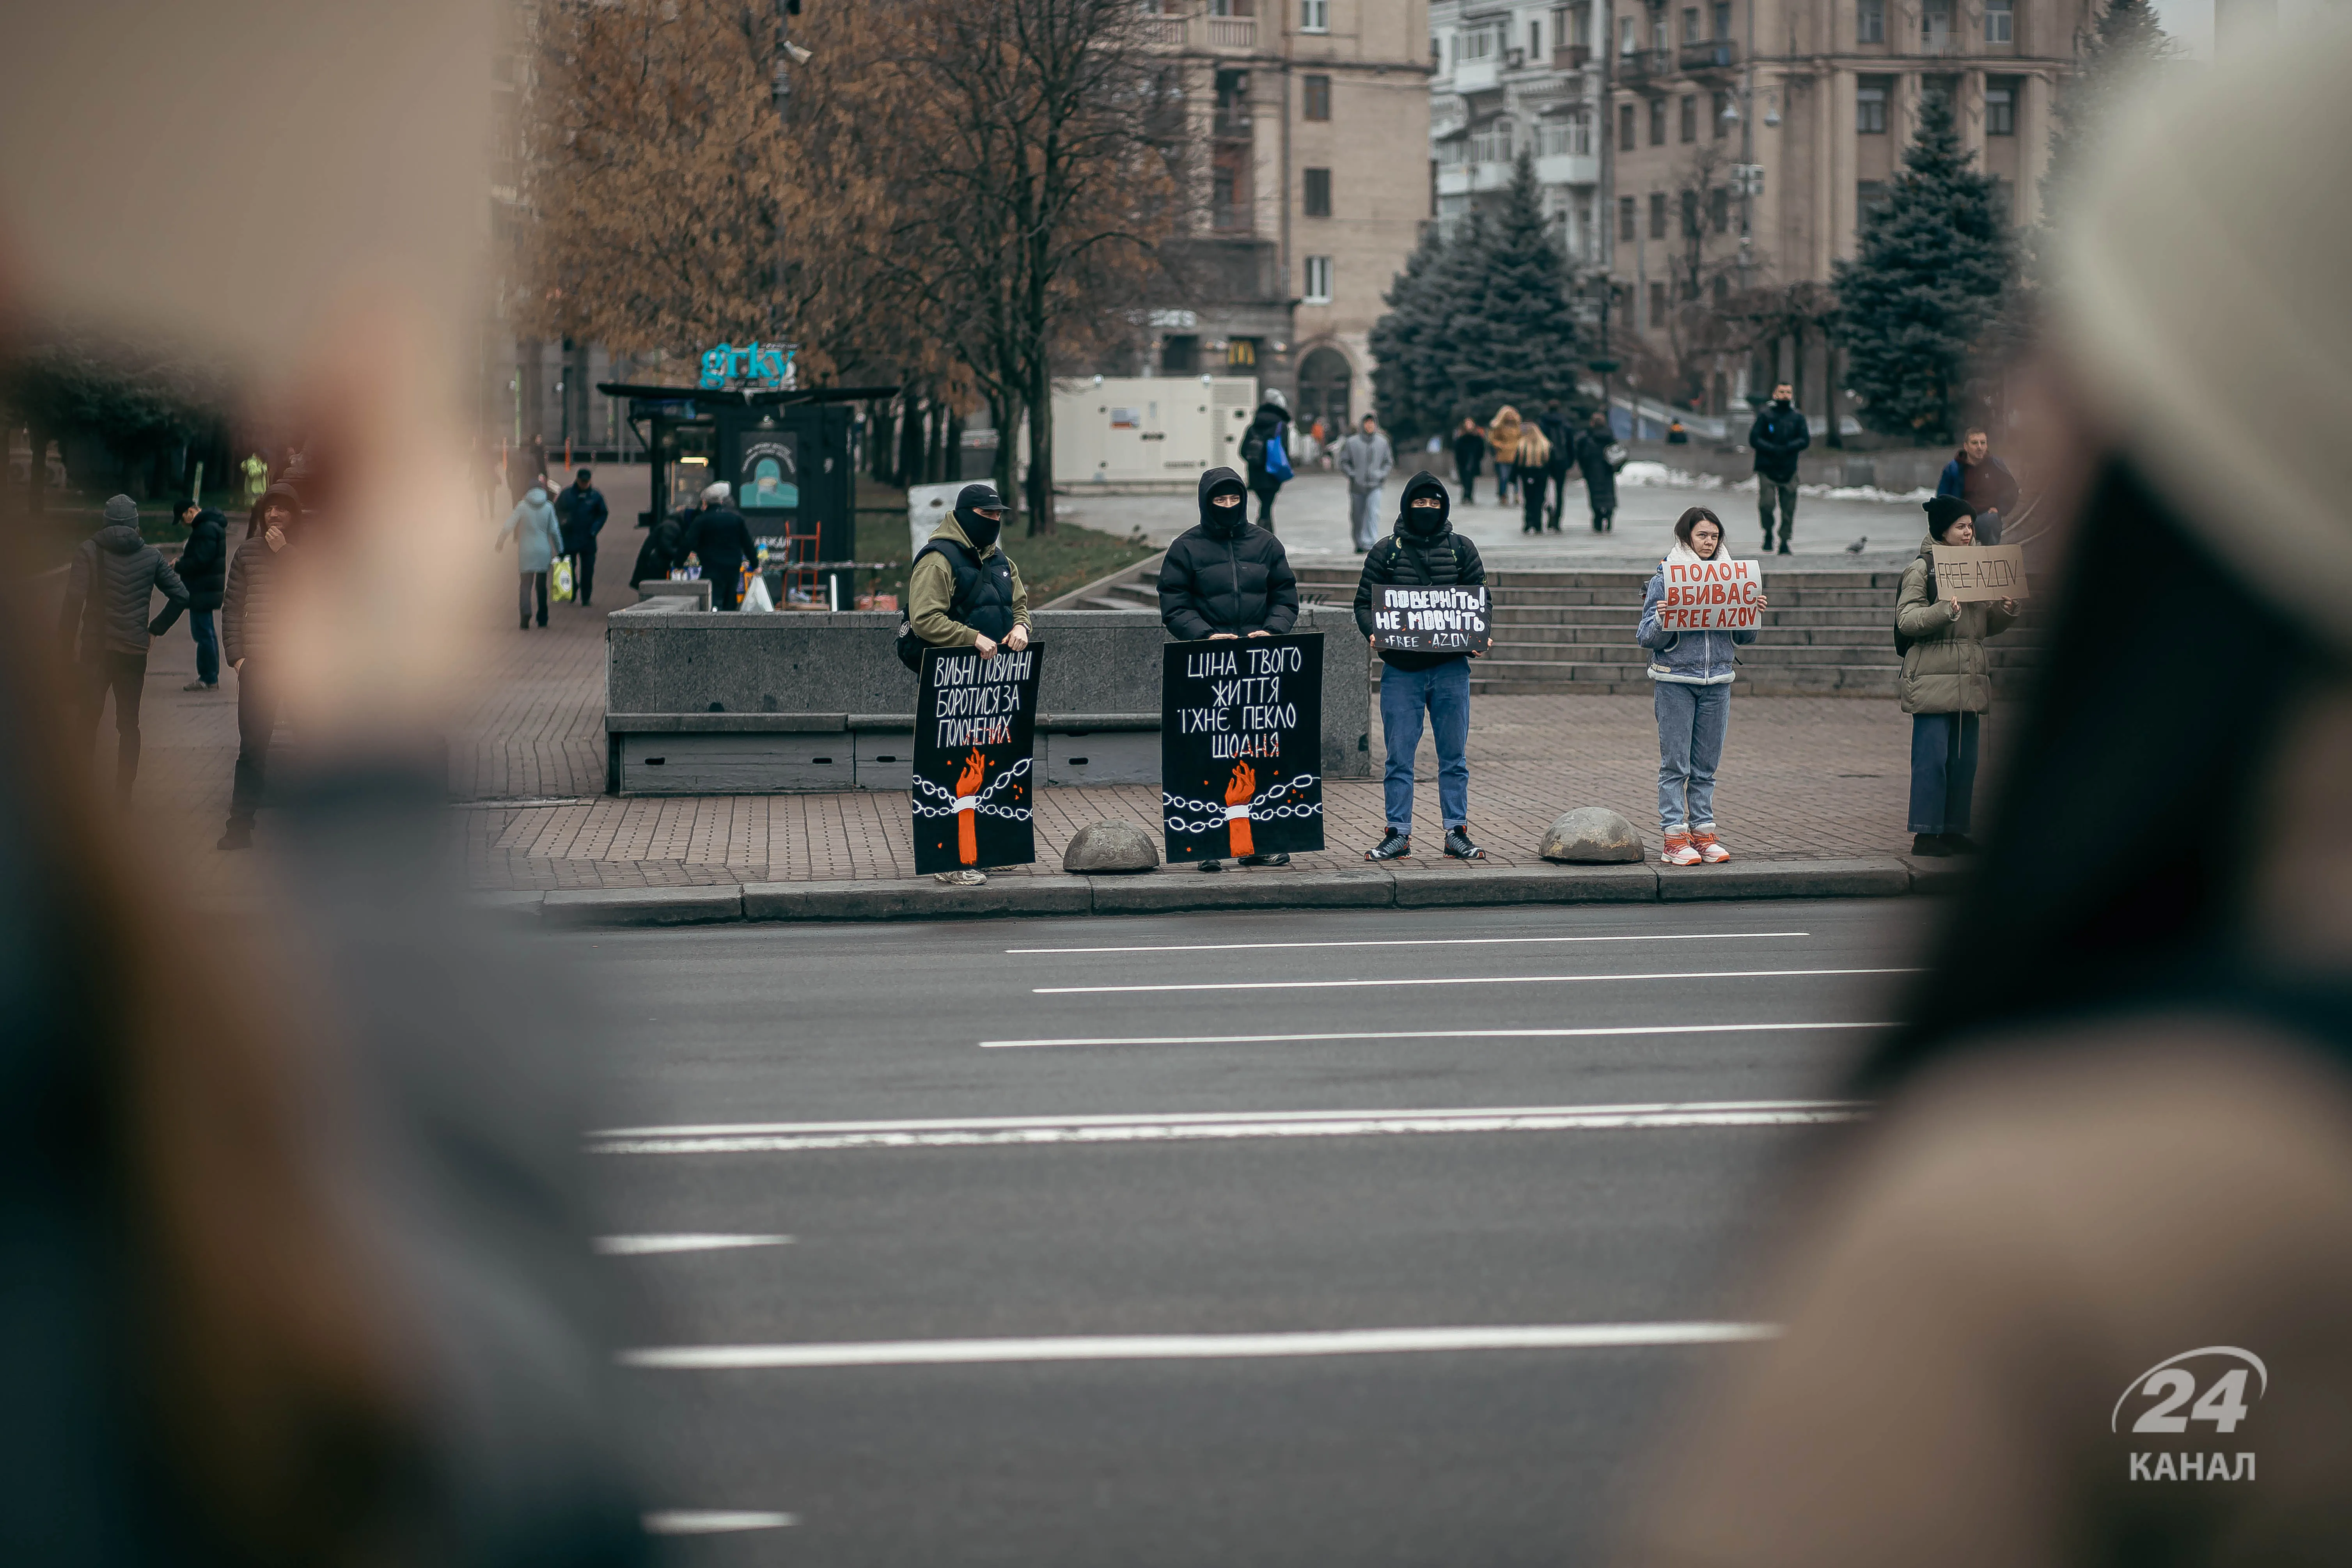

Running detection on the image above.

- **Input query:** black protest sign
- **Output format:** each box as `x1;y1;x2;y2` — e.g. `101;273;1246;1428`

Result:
913;644;1042;874
1161;633;1325;862
1371;584;1492;654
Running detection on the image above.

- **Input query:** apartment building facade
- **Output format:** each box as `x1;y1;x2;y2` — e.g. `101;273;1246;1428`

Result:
1142;0;1433;434
1428;0;1609;263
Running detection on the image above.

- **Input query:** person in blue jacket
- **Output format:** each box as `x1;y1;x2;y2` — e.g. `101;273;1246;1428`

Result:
1636;506;1765;865
1936;427;2020;544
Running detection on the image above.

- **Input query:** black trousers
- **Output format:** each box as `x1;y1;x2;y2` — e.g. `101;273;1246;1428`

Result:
1545;467;1570;528
1521;482;1548;533
703;557;745;611
566;539;598;604
1250;483;1279;532
80;650;148;792
231;665;280;826
518;570;548;626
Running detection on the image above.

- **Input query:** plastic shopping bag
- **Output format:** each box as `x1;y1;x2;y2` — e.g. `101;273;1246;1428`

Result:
741;571;775;613
550;556;575;602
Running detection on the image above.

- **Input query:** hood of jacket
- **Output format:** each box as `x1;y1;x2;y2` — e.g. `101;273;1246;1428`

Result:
94;523;145;555
1198;466;1250;538
1249;402;1288;433
523;486;551;509
1396;471;1452;540
248;481;305;538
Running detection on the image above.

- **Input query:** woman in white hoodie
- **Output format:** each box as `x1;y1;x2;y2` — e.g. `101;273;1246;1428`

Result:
1634;506;1765;864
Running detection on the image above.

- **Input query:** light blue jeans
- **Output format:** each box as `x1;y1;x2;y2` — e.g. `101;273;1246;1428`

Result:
1380;658;1471;833
1654;679;1731;831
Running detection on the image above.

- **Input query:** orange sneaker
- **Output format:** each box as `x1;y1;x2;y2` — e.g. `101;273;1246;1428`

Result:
1690;828;1731;863
1661;830;1701;866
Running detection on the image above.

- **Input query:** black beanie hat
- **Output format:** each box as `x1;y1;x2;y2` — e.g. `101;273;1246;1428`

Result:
1924;493;1975;541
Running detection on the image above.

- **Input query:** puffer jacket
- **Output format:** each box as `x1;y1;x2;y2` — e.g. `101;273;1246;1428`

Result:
1637;544;1759;684
497;488;561;573
59;523;189;659
1354;472;1487;672
1895;534;2018;713
222;532;289;669
1158;467;1299;639
176;508;230;610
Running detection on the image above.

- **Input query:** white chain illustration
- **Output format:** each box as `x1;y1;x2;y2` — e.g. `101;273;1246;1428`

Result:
913;755;1034;821
1163;773;1321;835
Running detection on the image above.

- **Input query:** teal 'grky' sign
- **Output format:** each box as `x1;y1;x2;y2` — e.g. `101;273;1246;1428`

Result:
700;341;796;390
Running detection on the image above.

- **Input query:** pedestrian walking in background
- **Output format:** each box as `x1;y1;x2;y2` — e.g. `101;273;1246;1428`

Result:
1937;427;2020;545
496;482;561;628
1897;495;2016;858
1355;473;1488;864
1749;383;1811;554
1577;410;1625;532
1538;406;1576;530
1487;405;1525;506
1513;417;1554;535
175;500;229;691
57;494;189;801
218;483;301;850
553;466;608;607
678;482;759;611
1637;506;1765;866
1451;417;1487;504
907;482;1032;887
1160;466;1300;873
630;500;694;592
239;449;268;505
1240;390;1292;530
1336;413;1394;554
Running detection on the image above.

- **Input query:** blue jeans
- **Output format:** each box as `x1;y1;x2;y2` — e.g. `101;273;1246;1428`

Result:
1380;658;1471;833
188;607;219;685
1908;711;1980;834
1654;679;1731;831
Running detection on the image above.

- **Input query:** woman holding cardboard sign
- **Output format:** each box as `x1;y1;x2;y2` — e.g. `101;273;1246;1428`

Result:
1897;495;2018;858
1637;507;1765;866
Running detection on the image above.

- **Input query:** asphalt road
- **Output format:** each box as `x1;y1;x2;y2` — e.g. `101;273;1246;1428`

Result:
566;897;1930;1564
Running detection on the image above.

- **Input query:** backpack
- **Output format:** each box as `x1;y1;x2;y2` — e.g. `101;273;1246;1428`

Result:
1893;558;1937;656
1239;430;1266;466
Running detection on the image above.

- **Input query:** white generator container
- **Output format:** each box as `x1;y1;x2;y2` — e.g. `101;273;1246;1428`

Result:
1052;375;1257;492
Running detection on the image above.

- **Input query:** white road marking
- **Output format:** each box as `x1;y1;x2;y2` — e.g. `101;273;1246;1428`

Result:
1033;965;1919;996
589;1099;1866;1155
642;1510;798;1534
1006;930;1811;956
623;1322;1779;1370
594;1234;794;1255
979;1019;1892;1050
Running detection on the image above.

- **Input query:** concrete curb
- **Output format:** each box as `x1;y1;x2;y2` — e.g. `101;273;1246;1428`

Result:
493;853;1955;926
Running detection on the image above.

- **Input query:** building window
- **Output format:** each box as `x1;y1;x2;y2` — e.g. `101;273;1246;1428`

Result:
1985;76;2019;133
1300;0;1329;33
1712;88;1732;137
1531;20;1543;57
1857;78;1890;133
1710;186;1730;232
1680;188;1700;235
1303;73;1330;120
1620;15;1638;53
1857;0;1884;43
1712;0;1732;37
1619;102;1637;151
1458;24;1495;60
1922;0;1952;49
1985;0;2013;42
1680;94;1697;141
1683;6;1701;44
1303;255;1332;304
1858;179;1890;217
1648;280;1669;324
1649;190;1667;239
1648;98;1666;145
1618;194;1637;241
1470;121;1513;162
1303;167;1332;216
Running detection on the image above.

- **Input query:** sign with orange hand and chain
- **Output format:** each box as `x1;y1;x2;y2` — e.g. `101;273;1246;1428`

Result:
912;644;1043;874
1161;633;1325;864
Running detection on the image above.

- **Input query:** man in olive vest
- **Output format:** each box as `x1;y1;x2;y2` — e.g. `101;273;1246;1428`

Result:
908;482;1032;885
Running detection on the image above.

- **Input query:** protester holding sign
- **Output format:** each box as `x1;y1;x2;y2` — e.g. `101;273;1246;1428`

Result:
907;482;1032;883
1353;472;1489;862
1637;506;1766;865
1897;495;2018;858
1160;467;1300;870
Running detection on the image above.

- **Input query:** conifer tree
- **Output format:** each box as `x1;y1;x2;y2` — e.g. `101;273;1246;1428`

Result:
1444;152;1587;424
1367;222;1448;443
1831;91;2013;443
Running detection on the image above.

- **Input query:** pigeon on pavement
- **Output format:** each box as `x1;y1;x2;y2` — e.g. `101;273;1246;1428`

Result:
1845;536;1868;554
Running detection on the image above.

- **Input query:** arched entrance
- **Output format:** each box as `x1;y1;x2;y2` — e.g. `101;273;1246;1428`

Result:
1295;346;1352;434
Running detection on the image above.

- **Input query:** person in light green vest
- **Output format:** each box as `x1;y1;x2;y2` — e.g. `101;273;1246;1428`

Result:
239;452;269;504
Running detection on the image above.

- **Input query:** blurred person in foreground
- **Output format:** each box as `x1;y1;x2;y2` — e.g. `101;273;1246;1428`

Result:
1623;30;2352;1566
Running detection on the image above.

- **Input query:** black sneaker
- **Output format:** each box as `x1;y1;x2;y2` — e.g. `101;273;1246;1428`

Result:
1196;858;1226;873
1776;543;1792;555
1911;833;1951;858
1365;830;1411;862
1238;852;1291;867
1443;827;1486;860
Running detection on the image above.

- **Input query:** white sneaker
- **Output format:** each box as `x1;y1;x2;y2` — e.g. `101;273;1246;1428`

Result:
1661;831;1702;867
933;869;988;886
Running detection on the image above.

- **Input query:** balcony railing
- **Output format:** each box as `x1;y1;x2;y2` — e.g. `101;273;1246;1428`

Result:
1552;43;1591;69
1211;108;1253;141
1615;48;1671;83
1678;39;1740;72
1140;15;1185;48
1206;16;1255;50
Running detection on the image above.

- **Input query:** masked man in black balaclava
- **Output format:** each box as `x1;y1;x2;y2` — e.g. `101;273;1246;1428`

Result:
1158;465;1301;871
908;482;1032;885
1352;471;1488;862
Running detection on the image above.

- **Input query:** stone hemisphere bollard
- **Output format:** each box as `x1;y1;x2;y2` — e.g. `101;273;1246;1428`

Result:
1062;819;1160;874
1539;806;1645;864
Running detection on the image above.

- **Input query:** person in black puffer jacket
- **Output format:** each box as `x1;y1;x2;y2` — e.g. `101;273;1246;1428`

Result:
1159;466;1300;871
174;503;229;690
57;494;190;799
1353;471;1488;863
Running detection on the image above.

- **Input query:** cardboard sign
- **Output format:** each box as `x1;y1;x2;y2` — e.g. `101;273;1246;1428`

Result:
1931;543;2029;602
1656;557;1763;631
1161;634;1325;863
1371;585;1491;655
912;644;1042;875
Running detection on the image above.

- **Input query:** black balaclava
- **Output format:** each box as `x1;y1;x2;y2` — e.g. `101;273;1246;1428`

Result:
954;482;1004;552
1198;466;1249;539
1396;471;1451;541
1924;494;1974;542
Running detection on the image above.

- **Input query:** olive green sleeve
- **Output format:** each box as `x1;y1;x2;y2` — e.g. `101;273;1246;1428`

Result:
908;550;977;647
1010;559;1031;629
